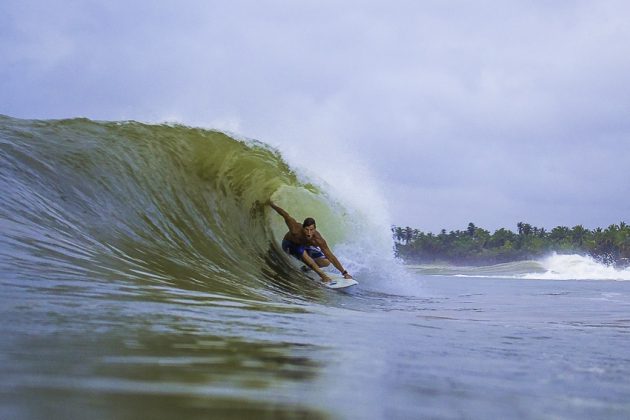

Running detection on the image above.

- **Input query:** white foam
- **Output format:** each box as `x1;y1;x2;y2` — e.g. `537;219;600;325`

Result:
522;253;630;281
272;145;416;293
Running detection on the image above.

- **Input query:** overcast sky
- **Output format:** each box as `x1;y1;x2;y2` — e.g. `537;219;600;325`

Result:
2;1;629;232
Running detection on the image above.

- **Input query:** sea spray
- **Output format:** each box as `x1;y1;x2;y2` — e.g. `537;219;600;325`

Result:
523;253;630;281
407;253;630;281
270;136;413;293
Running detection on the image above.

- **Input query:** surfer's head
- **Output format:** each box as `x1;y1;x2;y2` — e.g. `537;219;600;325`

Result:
302;218;316;239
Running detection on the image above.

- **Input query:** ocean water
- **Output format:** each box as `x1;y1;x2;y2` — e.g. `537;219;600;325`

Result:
1;115;629;419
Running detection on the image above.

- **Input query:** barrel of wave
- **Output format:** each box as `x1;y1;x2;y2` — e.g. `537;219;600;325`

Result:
269;185;348;249
268;184;396;279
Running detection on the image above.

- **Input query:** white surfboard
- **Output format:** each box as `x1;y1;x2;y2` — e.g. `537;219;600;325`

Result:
283;248;358;290
299;265;358;289
320;275;358;289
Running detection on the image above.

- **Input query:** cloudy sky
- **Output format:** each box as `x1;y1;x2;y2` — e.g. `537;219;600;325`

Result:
2;1;629;232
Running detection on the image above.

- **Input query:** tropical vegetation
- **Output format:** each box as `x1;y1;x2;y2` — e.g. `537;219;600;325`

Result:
392;222;630;266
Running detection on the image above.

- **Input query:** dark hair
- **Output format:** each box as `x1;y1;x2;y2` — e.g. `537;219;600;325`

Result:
302;217;316;228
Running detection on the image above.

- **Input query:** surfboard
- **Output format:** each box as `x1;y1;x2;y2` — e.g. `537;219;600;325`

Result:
284;249;358;290
320;275;359;289
300;265;358;289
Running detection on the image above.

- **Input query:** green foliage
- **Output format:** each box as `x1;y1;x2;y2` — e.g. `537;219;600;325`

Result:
393;221;630;266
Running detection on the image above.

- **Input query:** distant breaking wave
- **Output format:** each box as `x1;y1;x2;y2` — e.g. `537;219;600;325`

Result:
409;253;630;281
522;253;630;281
0;115;391;301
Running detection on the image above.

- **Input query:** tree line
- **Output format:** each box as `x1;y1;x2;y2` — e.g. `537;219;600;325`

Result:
392;222;630;266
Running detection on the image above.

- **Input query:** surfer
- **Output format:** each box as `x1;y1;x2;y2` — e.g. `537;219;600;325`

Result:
269;201;353;283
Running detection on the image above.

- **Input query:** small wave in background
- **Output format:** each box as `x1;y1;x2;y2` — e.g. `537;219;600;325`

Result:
522;253;630;281
409;253;630;281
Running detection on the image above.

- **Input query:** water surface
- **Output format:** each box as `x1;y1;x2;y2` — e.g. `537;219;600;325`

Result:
1;116;629;419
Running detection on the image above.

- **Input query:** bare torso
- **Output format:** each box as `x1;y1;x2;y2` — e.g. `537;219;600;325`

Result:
269;200;351;280
283;225;324;248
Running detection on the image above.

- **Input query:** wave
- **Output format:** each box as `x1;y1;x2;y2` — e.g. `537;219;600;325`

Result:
408;253;630;281
0;115;393;301
521;253;630;281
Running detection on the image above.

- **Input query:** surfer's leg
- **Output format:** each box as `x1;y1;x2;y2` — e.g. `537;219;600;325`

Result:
306;247;329;267
301;251;330;282
301;251;318;270
282;239;305;260
314;258;330;268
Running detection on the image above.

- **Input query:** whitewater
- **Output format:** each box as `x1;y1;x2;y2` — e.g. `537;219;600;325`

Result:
1;115;629;419
410;253;630;281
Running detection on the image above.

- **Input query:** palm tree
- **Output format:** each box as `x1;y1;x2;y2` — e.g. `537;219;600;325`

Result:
404;226;413;244
571;225;588;246
550;226;570;242
467;222;476;237
392;226;405;243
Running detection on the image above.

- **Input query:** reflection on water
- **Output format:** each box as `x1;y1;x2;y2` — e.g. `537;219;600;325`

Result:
1;310;330;419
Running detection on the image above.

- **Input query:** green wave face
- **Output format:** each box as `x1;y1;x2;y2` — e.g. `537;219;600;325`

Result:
0;115;360;300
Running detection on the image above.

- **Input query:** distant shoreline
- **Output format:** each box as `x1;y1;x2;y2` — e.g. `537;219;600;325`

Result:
392;222;630;268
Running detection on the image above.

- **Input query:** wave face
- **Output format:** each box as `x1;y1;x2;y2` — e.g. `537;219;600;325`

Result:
0;115;387;300
409;253;630;281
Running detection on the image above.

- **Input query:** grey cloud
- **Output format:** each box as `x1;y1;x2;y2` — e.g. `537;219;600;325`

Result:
1;0;629;231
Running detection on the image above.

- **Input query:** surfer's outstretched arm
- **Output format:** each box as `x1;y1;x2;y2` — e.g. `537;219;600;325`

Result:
269;201;299;229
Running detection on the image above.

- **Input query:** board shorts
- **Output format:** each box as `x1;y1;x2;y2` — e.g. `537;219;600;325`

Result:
281;239;325;261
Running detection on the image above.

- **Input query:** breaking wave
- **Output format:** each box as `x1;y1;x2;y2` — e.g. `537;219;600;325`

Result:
0;115;394;302
408;253;630;281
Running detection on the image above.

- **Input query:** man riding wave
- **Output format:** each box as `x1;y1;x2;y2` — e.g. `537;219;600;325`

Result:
269;201;353;283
